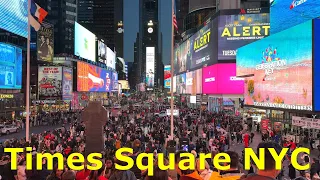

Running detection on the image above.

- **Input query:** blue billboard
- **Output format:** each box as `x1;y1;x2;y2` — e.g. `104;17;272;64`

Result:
0;43;22;89
270;0;320;34
0;0;28;38
313;19;320;111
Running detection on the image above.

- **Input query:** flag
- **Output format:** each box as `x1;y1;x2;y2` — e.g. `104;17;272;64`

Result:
173;0;178;30
29;0;48;31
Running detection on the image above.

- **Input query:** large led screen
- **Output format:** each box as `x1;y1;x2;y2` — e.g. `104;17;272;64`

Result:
146;47;155;88
74;22;96;62
112;72;118;91
62;67;73;101
237;20;312;111
174;19;217;75
313;19;320;111
173;76;177;93
106;47;115;69
186;69;202;95
202;64;244;94
176;73;186;94
98;40;107;64
0;0;28;38
270;0;320;34
218;13;270;60
164;65;171;89
0;43;22;89
77;61;111;92
38;67;62;99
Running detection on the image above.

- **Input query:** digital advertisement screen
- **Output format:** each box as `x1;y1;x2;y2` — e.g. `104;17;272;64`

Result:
313;19;320;111
77;61;111;92
37;22;54;62
186;69;202;95
106;47;115;69
0;42;22;89
0;43;22;89
174;19;217;74
237;20;312;111
112;72;118;91
270;0;320;34
146;47;155;88
118;80;129;90
164;65;171;89
0;0;28;38
62;67;73;101
177;73;186;94
74;22;96;62
38;67;62;99
173;76;176;93
202;64;244;94
218;13;270;60
98;40;107;64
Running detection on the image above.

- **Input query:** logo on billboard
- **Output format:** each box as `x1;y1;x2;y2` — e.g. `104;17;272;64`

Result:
186;78;193;86
205;77;215;83
240;9;246;14
194;29;211;52
230;76;244;81
106;72;111;91
290;0;307;9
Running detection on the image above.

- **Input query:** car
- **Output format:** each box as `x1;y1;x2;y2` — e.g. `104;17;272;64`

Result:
154;111;167;118
1;125;19;135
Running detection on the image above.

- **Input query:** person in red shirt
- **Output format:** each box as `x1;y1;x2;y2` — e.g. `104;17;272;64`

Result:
76;162;91;180
243;132;250;148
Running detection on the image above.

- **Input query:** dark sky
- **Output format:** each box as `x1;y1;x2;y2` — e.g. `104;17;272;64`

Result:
124;0;172;65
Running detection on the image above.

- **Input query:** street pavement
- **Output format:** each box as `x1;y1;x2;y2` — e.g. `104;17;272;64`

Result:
0;125;65;142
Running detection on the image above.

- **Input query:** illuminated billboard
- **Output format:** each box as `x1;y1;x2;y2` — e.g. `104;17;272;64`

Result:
77;61;111;92
0;0;28;38
237;20;312;111
118;80;130;90
74;22;96;62
164;65;171;89
38;67;62;99
37;22;54;62
98;40;107;64
173;76;177;93
174;19;217;74
270;0;320;34
146;47;155;88
177;73;186;94
112;72;118;91
106;47;115;69
62;67;73;101
0;43;22;89
218;13;270;60
202;64;244;94
186;69;202;95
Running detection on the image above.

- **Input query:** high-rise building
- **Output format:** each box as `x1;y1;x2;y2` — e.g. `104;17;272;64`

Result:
136;0;161;89
35;0;77;55
78;0;124;57
176;0;189;35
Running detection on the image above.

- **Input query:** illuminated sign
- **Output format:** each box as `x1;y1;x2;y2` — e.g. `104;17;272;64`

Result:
221;26;269;38
193;30;211;51
0;94;14;99
205;77;215;83
290;0;307;9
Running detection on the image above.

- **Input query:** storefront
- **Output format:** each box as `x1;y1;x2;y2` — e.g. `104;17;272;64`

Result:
0;93;25;119
31;100;70;113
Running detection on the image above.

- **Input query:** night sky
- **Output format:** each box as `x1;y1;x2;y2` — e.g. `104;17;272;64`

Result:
124;0;172;65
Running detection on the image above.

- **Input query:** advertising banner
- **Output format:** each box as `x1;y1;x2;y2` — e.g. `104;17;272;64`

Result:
118;80;129;90
174;19;217;74
106;47;115;69
292;116;320;130
77;61;111;92
218;13;270;60
186;69;202;95
112;72;118;91
164;65;171;89
202;63;244;94
98;40;107;65
176;73;186;94
237;21;312;111
74;22;96;62
37;22;54;62
38;67;62;99
146;47;155;88
172;76;177;93
270;0;320;34
0;43;22;89
62;67;73;101
313;19;320;111
0;0;28;38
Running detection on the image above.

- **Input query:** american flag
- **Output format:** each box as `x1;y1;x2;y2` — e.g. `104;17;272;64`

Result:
173;0;178;30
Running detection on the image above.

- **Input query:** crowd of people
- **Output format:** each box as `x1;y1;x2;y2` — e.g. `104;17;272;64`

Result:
0;98;317;180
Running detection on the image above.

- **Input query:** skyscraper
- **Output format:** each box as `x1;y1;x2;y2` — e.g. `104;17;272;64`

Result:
78;0;124;57
35;0;77;55
137;0;161;89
